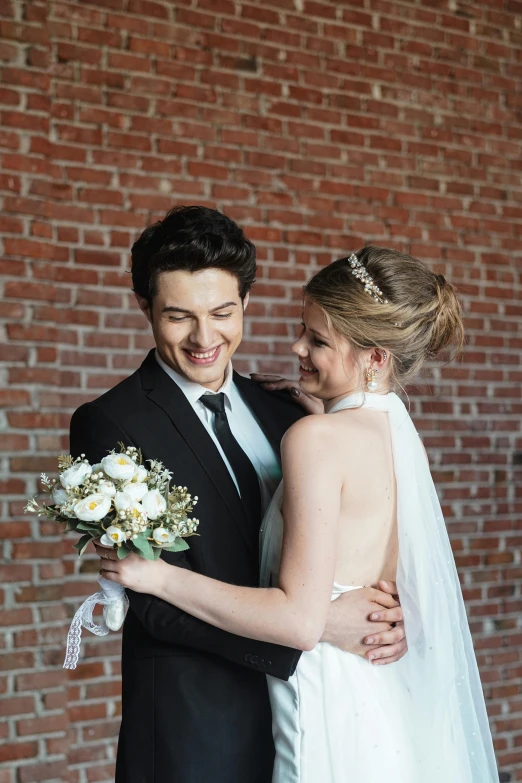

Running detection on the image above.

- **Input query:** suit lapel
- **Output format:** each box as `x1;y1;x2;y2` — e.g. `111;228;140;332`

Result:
140;352;255;555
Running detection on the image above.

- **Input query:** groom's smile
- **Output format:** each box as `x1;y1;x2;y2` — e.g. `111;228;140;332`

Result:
136;267;248;392
184;344;223;366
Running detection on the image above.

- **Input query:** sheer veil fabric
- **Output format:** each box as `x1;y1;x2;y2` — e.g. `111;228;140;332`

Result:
260;392;498;782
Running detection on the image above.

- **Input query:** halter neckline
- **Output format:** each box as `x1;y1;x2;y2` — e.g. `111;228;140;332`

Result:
328;391;399;414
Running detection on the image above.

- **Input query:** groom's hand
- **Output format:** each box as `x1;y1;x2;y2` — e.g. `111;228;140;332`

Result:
321;582;407;665
363;580;407;665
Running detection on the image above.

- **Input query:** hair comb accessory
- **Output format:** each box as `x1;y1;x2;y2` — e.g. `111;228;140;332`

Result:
347;253;388;304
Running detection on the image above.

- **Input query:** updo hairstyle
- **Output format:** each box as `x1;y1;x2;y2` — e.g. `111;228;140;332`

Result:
303;246;464;389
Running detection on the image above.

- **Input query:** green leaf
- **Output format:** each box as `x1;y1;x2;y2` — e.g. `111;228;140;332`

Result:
76;521;102;532
73;533;93;557
161;537;190;553
117;545;131;560
132;535;154;560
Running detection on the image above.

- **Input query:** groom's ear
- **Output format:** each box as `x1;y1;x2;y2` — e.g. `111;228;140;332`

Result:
242;292;250;312
135;292;153;325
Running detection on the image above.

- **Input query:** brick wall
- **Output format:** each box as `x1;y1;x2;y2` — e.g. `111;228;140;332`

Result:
1;0;521;780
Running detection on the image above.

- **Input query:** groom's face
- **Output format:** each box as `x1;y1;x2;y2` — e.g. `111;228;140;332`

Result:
140;268;248;391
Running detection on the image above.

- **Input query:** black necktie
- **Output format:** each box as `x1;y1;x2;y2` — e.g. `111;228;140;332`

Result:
200;393;262;529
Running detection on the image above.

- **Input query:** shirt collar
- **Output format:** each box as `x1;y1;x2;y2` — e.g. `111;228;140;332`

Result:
155;349;234;409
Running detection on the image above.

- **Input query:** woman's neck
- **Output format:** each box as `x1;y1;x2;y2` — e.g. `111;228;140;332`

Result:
323;387;390;413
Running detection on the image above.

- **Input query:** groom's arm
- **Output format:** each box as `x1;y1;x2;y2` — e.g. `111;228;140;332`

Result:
70;401;301;681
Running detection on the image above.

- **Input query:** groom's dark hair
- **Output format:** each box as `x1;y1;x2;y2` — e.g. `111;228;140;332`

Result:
131;205;256;305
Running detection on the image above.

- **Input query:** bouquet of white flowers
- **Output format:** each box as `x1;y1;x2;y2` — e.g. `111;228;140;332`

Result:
25;444;199;669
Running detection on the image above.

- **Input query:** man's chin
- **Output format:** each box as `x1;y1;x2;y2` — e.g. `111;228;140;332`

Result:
179;359;230;389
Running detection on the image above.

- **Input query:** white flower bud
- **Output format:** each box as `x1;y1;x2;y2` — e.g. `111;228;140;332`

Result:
97;480;116;498
152;527;176;545
142;490;167;520
134;465;148;483
123;481;148;502
114;491;133;512
100;526;126;546
52;486;69;506
60;462;92;489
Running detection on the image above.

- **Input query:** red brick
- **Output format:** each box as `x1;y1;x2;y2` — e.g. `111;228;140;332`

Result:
7;324;77;345
4;238;65;260
4;281;70;303
56;42;101;65
15;671;64;692
17;760;67;783
0;742;37;763
74;249;121;266
0;389;30;407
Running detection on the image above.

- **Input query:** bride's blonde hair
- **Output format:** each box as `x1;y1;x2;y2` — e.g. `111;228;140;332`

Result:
304;246;464;389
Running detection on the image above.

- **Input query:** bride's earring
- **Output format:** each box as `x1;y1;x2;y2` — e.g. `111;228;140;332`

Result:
366;367;378;391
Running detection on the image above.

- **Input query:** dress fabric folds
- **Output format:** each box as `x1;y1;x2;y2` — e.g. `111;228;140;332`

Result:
260;392;498;783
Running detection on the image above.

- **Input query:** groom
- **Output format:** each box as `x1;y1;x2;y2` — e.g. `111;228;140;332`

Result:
70;206;406;783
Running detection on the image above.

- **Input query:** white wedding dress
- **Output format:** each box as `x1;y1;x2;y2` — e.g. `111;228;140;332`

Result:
260;392;498;783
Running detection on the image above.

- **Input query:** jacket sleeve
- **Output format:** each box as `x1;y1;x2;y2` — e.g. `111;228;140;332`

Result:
69;401;301;681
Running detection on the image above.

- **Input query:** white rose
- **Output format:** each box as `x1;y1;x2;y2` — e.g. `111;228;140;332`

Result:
114;491;133;511
52;486;69;506
101;453;137;482
142;490;167;520
134;465;148;483
60;462;92;489
113;493;146;526
97;480;116;498
74;493;111;522
123;481;148;502
100;525;126;546
152;527;176;545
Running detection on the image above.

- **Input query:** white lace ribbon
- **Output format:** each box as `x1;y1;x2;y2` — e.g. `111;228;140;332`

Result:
63;576;128;670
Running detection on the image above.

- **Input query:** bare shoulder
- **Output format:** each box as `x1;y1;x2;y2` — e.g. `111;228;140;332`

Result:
283;406;387;453
282;413;338;454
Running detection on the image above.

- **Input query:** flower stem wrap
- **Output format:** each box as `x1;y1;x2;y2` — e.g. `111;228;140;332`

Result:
63;576;128;670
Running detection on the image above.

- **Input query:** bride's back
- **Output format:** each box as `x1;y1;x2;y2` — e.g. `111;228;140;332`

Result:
329;405;398;587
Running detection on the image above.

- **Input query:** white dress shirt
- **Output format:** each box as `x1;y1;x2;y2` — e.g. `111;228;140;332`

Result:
155;351;282;516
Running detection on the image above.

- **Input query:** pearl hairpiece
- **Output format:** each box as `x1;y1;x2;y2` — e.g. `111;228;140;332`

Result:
347;253;388;304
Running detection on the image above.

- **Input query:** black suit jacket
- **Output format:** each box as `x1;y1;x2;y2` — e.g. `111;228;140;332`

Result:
69;350;305;783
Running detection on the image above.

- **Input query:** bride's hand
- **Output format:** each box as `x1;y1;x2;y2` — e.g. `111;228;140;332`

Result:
94;540;168;595
321;583;407;665
249;373;324;415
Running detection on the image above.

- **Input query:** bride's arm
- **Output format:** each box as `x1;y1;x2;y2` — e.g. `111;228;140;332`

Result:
101;415;341;651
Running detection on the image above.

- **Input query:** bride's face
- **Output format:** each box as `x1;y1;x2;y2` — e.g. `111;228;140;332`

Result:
292;300;362;400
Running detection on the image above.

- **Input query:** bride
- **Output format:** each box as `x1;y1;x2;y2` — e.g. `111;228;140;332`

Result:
100;246;498;782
